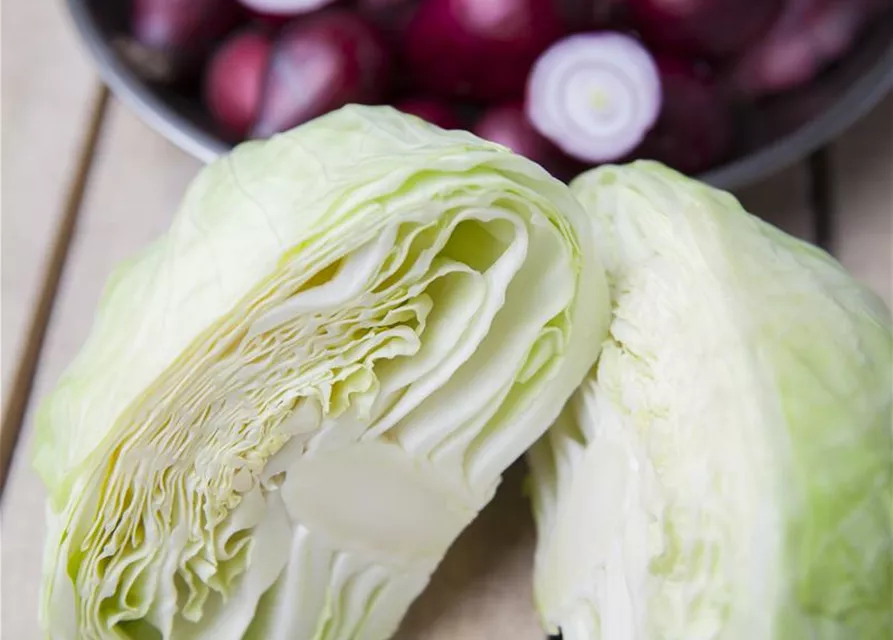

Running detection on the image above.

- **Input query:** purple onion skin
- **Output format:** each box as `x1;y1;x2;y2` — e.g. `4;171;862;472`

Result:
405;0;567;101
204;29;274;139
474;103;580;179
252;11;392;137
635;57;732;174
356;0;420;33
560;0;629;30
395;97;465;128
729;0;891;98
243;9;293;27
629;0;783;59
129;0;245;81
132;0;245;60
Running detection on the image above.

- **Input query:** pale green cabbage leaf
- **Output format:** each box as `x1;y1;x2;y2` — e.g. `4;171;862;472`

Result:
34;106;610;640
528;162;892;640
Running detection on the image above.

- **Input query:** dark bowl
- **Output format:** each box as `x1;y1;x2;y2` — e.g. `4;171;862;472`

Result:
67;0;893;190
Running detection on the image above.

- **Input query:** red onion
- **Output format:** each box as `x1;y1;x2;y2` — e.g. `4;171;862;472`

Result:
128;0;244;81
237;0;338;15
474;103;576;177
525;32;661;164
636;58;732;174
204;29;273;138
560;0;628;30
628;0;783;59
405;0;567;101
356;0;421;36
252;11;392;137
395;98;465;129
203;12;391;139
731;0;890;98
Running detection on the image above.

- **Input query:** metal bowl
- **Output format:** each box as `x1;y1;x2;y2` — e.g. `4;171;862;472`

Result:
67;0;893;190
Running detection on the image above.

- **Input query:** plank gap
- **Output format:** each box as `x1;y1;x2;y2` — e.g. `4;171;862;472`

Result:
0;86;110;493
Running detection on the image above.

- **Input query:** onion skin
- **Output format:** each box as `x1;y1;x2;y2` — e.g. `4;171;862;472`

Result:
204;29;274;138
475;103;580;179
628;0;783;59
252;11;392;137
730;0;891;98
128;0;245;81
203;12;391;140
394;98;465;129
635;57;732;174
405;0;567;101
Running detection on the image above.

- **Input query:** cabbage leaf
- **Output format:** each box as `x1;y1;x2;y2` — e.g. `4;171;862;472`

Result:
35;106;610;640
529;162;893;640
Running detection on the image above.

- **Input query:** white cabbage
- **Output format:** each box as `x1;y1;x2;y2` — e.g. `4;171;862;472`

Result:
34;106;610;640
529;162;892;640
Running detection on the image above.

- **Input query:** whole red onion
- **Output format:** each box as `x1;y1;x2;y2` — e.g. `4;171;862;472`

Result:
405;0;567;101
730;0;891;98
203;12;392;139
395;98;465;129
204;29;274;138
635;57;732;174
128;0;244;81
475;103;579;178
253;11;392;137
628;0;783;59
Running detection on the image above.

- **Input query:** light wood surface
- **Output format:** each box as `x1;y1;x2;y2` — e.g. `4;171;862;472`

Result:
0;0;98;393
0;2;890;634
0;0;105;478
1;102;202;640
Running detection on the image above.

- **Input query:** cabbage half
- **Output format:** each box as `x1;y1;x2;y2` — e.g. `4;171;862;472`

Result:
34;106;610;640
528;162;893;639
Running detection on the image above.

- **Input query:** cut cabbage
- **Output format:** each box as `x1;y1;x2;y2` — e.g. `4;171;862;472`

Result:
529;162;893;639
34;105;610;640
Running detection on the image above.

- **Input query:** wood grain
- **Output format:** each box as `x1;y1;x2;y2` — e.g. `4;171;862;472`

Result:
0;0;105;480
0;102;202;640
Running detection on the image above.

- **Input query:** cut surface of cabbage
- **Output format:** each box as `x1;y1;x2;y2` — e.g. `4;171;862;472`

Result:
529;162;893;640
34;106;610;639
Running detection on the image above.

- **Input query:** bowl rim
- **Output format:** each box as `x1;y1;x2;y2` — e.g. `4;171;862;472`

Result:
66;0;227;164
66;0;893;189
699;41;893;188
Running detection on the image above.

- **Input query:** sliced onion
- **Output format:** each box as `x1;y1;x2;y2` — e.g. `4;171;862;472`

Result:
237;0;337;15
525;32;661;164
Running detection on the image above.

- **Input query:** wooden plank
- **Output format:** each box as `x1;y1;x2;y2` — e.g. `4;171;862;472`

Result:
0;0;102;429
397;462;542;640
0;88;109;488
0;101;202;640
829;95;893;307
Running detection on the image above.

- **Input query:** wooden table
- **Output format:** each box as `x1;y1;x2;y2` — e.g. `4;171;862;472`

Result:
1;2;890;638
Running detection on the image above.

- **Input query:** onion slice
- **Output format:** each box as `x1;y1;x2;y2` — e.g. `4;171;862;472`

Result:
237;0;337;15
525;32;661;164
